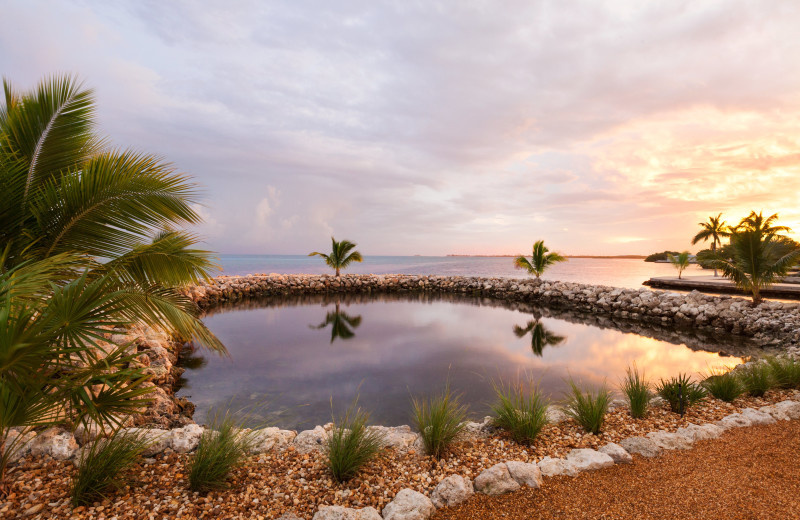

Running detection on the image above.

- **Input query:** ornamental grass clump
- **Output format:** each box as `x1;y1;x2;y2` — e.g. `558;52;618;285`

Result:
412;385;469;459
491;378;549;444
562;379;611;434
738;362;774;397
326;398;385;482
71;428;151;506
702;369;743;403
188;411;256;492
656;373;707;415
765;356;800;389
620;364;651;419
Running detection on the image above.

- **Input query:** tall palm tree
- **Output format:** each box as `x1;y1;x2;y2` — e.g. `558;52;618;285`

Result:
691;214;730;277
311;301;362;343
0;75;222;493
309;237;363;277
714;212;800;304
513;319;566;356
668;251;691;279
514;240;567;279
0;74;222;351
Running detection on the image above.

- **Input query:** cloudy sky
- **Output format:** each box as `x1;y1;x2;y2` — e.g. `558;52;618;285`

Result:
3;0;799;255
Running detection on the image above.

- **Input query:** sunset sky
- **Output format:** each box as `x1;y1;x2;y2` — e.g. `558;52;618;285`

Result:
3;1;799;256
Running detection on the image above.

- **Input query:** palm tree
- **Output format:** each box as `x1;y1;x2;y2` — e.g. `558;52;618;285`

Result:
513;318;566;356
311;301;362;343
0;74;222;493
514;240;567;279
713;213;800;305
691;214;730;277
668;251;691;279
309;237;363;277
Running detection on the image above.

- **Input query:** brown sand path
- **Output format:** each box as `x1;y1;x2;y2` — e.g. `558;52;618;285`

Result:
434;419;800;520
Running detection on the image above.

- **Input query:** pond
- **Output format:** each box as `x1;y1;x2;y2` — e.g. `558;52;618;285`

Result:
177;293;755;430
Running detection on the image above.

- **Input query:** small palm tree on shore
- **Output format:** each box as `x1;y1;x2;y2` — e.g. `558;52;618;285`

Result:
514;240;567;279
713;212;800;305
668;251;691;279
691;214;730;277
309;238;363;277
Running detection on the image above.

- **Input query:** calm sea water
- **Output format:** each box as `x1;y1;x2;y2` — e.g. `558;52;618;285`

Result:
214;255;706;290
178;291;752;430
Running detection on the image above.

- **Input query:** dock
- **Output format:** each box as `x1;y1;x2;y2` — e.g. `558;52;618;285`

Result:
643;275;800;300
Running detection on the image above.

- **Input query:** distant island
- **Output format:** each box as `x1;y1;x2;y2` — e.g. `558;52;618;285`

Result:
446;254;646;259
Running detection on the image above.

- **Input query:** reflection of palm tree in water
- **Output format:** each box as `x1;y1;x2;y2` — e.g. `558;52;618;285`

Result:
312;301;362;343
513;315;566;356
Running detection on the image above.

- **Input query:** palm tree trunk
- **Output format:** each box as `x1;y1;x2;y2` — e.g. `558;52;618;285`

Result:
712;241;718;277
752;287;762;305
335;267;340;277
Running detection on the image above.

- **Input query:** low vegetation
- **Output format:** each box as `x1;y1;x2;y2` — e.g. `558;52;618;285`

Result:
326;398;385;482
71;428;151;506
656;374;707;415
411;385;469;459
620;364;651;419
562;379;611;434
765;356;800;389
188;411;256;492
491;378;549;444
739;362;774;397
702;369;743;403
644;251;680;262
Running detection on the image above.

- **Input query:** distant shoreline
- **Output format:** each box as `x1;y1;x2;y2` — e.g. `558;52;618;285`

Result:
446;254;646;259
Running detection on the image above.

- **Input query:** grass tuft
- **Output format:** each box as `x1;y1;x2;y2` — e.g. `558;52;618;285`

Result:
764;356;800;389
620;364;651;419
562;379;611;434
656;373;706;414
326;397;385;482
738;362;774;397
188;410;256;493
411;384;469;459
490;377;549;444
702;368;743;403
71;428;150;506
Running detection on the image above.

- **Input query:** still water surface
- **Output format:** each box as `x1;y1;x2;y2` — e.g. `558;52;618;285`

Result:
178;293;750;429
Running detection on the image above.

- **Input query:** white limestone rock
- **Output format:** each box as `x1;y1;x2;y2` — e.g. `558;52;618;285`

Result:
537;456;577;477
646;430;693;450
566;448;615;472
675;423;723;442
29;428;79;460
367;425;415;449
545;406;568;424
761;400;800;421
619;436;661;458
382;489;435;520
740;407;776;425
474;463;520;495
249;427;297;454
505;461;543;488
6;429;36;463
313;506;381;520
716;413;752;430
171;424;204;453
430;474;474;509
598;442;633;464
121;427;171;456
294;425;329;453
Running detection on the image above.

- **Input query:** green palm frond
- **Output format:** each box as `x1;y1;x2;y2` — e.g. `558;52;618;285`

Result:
309;237;363;276
514;240;567;278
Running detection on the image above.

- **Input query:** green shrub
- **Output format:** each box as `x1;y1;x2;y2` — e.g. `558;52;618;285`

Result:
765;356;800;389
656;374;707;414
620;364;651;419
562;379;611;434
188;411;255;492
71;428;151;506
702;369;743;403
326;399;385;482
411;385;469;459
491;378;549;444
739;362;774;397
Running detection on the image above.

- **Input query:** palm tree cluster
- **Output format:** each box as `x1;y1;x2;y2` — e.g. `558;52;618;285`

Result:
0;75;221;491
691;211;800;304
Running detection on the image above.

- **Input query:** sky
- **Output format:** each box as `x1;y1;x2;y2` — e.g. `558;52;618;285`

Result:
2;0;800;256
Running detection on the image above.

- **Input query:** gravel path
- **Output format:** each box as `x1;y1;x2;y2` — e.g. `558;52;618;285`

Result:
434;418;800;520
